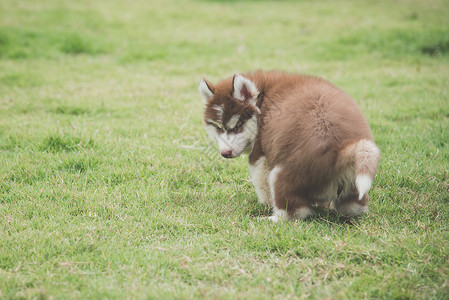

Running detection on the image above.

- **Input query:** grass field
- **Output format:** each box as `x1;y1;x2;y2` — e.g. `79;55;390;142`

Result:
1;0;449;298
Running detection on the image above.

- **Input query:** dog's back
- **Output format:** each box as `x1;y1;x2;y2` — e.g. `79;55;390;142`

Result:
258;72;371;186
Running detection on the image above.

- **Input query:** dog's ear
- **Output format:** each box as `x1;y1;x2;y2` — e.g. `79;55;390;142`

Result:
199;78;214;103
232;74;259;104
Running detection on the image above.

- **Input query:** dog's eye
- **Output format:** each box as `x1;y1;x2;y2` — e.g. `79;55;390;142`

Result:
230;120;244;133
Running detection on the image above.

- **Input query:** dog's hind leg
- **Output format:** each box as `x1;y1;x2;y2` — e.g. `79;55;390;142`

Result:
267;165;313;222
334;186;369;217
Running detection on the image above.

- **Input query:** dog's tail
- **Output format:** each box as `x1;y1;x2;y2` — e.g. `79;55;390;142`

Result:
337;139;380;200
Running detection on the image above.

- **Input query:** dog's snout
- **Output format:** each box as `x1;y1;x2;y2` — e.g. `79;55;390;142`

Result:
220;149;233;158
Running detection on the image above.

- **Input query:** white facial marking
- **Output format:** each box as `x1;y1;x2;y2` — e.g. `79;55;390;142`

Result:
217;132;234;153
199;79;214;103
207;115;258;158
355;174;372;200
242;115;258;145
226;115;240;130
212;105;223;120
249;157;271;206
205;124;218;143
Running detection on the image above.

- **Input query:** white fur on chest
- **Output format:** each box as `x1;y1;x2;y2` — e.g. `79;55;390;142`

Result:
249;157;271;206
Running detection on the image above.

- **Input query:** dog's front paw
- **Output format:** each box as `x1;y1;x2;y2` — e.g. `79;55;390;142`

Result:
256;211;287;222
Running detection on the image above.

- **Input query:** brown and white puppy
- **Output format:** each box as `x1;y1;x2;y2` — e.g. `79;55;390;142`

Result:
199;70;380;221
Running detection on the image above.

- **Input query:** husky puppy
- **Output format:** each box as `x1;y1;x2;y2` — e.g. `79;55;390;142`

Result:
199;71;380;222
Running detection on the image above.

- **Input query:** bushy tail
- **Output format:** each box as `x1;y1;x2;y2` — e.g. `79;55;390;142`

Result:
338;139;381;200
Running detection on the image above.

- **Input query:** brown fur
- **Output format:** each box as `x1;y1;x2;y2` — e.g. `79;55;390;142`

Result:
202;70;380;219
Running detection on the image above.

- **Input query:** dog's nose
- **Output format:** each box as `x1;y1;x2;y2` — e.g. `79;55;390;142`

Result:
221;149;233;158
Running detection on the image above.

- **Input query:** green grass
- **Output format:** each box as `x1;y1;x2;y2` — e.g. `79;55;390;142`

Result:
1;0;448;298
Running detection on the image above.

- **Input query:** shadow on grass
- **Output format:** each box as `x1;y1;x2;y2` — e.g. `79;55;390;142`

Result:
250;205;360;226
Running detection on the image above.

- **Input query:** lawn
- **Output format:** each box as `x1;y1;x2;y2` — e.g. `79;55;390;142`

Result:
1;0;448;298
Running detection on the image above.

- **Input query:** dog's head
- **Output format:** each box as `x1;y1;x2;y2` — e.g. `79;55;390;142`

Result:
199;74;260;158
